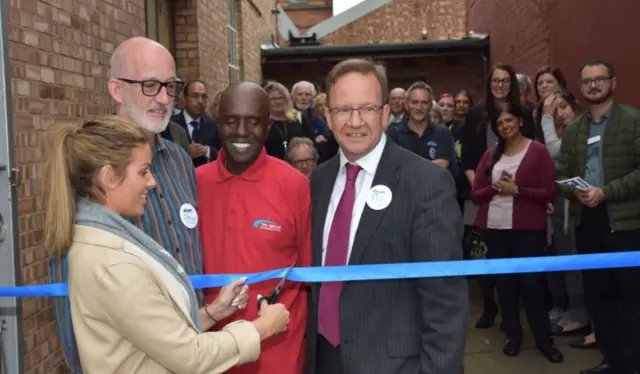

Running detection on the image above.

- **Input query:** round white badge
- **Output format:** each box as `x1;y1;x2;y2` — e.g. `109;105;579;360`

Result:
366;185;393;211
179;203;198;229
429;147;436;160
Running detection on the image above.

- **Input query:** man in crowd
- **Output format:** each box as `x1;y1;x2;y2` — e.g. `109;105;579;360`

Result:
556;59;640;374
287;137;318;177
292;80;329;142
50;36;206;373
171;79;220;166
387;81;456;171
306;58;469;374
388;87;406;124
196;82;311;374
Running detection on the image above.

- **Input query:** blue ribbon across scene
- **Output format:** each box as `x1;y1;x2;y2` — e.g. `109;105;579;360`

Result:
2;251;640;298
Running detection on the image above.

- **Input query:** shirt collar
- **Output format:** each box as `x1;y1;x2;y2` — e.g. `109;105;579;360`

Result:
338;133;386;177
183;111;199;125
153;134;168;153
399;118;434;135
587;103;613;123
213;147;268;182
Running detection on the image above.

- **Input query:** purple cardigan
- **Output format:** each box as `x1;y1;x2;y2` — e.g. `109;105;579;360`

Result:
471;140;556;231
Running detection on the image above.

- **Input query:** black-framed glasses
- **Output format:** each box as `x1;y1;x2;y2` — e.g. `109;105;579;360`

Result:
117;78;185;97
579;76;612;87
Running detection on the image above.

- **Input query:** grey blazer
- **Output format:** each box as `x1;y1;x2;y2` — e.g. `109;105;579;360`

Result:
305;140;469;374
168;121;190;154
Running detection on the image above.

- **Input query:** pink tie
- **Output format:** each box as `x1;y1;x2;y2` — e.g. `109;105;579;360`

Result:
318;163;361;347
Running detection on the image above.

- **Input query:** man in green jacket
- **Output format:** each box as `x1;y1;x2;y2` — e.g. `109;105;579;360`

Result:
556;60;640;374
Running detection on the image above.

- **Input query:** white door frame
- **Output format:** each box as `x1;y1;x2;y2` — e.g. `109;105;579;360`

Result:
0;0;23;373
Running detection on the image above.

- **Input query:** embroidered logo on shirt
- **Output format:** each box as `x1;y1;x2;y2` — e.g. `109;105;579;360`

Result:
252;219;282;232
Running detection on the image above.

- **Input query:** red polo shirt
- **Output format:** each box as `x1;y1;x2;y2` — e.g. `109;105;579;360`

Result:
196;147;311;374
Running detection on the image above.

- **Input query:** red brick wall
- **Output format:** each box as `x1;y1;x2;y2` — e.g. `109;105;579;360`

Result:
8;0;147;372
263;54;485;101
240;0;277;84
467;0;640;107
175;0;275;94
281;0;466;44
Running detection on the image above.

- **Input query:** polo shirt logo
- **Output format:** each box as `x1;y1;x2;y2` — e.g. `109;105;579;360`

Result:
252;219;283;233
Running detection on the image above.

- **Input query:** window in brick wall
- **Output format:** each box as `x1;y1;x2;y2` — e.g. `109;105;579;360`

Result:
146;0;175;55
227;0;241;83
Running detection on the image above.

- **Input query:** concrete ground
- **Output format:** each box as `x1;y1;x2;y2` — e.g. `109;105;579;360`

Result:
464;281;602;374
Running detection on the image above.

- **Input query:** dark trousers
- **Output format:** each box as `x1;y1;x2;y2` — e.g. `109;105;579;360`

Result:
576;204;640;370
316;335;343;374
485;229;553;346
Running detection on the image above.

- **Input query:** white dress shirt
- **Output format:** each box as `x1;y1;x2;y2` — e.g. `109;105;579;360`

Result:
183;111;210;159
322;134;387;265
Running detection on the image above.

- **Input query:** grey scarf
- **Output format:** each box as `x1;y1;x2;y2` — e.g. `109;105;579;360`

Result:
76;199;202;330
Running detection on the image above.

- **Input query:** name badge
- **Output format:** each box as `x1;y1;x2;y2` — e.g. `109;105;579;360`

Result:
587;135;601;145
179;203;198;229
366;185;393;211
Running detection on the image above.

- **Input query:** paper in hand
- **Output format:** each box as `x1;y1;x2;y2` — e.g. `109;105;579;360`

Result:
555;177;591;190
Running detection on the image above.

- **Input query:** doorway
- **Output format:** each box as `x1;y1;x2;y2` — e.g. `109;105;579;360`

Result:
0;1;23;374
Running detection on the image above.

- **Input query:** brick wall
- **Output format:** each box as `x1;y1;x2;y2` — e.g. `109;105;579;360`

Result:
8;0;146;372
322;0;466;44
239;0;277;83
263;54;485;101
280;0;466;45
467;0;640;107
175;0;276;95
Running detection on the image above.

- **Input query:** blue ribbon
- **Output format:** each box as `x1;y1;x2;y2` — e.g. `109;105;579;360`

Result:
2;251;640;298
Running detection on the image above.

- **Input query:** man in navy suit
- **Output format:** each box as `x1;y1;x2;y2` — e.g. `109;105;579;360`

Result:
171;79;220;166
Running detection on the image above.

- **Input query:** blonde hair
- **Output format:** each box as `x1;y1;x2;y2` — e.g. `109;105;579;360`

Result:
264;81;300;122
326;58;388;105
313;93;326;116
207;88;225;119
44;115;149;256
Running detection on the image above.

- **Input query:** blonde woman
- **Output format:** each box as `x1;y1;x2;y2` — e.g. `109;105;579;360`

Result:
263;81;315;159
208;88;225;120
44;116;290;374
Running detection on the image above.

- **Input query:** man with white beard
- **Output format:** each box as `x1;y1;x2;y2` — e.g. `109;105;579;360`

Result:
50;37;208;373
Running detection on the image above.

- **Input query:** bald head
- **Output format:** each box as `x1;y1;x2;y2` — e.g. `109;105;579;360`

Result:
107;36;178;134
389;87;406;115
219;82;269;113
109;37;174;78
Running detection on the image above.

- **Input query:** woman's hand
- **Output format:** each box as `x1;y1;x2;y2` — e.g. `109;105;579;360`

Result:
542;94;557;116
206;278;249;322
252;296;290;340
546;202;555;215
492;180;519;196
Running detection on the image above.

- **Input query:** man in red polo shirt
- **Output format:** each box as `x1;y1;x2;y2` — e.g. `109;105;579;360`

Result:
196;82;311;374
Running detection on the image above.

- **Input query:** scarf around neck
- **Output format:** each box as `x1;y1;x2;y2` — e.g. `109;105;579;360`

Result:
75;199;202;330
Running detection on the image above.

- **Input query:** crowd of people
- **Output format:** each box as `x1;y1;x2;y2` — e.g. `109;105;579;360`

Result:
44;35;640;374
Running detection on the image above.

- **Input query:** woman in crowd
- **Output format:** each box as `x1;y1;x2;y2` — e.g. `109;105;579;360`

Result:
470;103;562;363
263;81;315;160
429;101;444;124
453;89;474;121
460;63;534;328
538;90;593;340
533;65;567;141
438;93;465;141
44;116;290;374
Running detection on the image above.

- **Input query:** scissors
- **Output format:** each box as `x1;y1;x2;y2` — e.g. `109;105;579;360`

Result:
257;261;296;308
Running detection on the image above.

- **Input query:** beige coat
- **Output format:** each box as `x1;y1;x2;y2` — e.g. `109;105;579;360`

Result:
67;225;261;374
